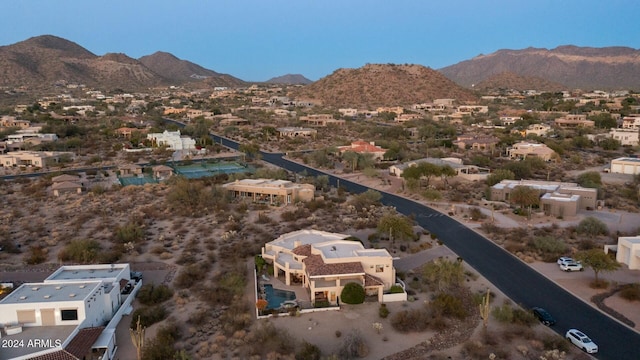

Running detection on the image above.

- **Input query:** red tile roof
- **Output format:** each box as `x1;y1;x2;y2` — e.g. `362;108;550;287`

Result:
65;326;105;359
29;350;77;360
303;254;364;277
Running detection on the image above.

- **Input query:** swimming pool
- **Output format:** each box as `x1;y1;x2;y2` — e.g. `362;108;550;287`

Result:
263;284;296;310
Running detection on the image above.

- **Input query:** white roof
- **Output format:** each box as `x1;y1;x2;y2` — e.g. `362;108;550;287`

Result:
0;281;101;304
270;229;349;250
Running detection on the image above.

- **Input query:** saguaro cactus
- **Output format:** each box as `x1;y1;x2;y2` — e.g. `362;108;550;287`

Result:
130;316;145;360
479;288;491;329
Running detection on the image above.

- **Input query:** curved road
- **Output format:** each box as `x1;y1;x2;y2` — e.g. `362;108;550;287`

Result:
177;120;638;360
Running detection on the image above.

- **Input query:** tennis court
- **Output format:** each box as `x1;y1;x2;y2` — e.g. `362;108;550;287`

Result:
173;162;250;179
118;176;158;186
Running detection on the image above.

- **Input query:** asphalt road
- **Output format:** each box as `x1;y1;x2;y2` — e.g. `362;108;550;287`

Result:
196;125;638;360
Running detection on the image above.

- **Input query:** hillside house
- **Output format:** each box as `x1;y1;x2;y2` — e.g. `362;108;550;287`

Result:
261;230;398;304
223;178;315;205
491;180;597;216
508;141;557;162
338;141;387;160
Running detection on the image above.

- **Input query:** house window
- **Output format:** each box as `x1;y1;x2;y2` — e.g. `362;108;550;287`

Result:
375;265;384;273
61;309;78;321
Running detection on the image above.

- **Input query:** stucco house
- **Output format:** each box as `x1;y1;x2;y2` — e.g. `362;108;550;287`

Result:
491;180;598;217
507;141;557;162
51;174;83;197
277;127;317;138
608;236;640;270
223;178;315;205
338;140;387;160
389;157;490;181
261;230;397;304
608;128;639;146
0;264;140;360
609;157;640;175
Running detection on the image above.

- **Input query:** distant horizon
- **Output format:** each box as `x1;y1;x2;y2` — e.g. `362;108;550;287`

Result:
1;1;639;81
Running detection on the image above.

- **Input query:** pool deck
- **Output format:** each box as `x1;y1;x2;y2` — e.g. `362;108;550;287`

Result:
259;275;311;308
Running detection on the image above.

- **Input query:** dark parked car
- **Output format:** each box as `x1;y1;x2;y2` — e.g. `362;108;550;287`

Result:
130;271;143;282
532;307;555;326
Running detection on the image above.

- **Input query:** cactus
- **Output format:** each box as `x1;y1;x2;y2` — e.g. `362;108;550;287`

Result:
130;316;145;360
479;288;491;329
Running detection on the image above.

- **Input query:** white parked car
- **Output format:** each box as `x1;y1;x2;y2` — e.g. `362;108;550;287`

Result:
560;262;584;272
557;257;575;266
566;328;598;354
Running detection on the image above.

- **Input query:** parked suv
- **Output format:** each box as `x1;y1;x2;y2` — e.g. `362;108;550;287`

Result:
566;329;598;354
557;257;575;266
560;262;583;272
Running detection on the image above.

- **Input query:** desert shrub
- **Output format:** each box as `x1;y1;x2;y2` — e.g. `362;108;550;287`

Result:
388;285;404;293
468;207;486;220
542;334;571;352
529;236;566;261
379;304;389;318
174;262;209;289
137;284;173;305
390;308;430;332
314;300;331;308
431;292;468;319
141;322;180;360
114;220;145;243
349;189;382;211
25;246;47;265
340;283;365;304
219;301;252;336
422;188;442;201
576;216;608;236
492;302;536;326
296;341;322;360
619;283;640;301
245;321;295;357
58;239;101;263
338;330;369;359
130;305;167;329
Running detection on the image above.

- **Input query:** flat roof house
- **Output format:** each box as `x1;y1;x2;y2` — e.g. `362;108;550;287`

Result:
261;230;396;304
610;157;640;175
0;264;138;360
613;236;640;270
491;180;598;217
223;178;315;205
508;141;557;162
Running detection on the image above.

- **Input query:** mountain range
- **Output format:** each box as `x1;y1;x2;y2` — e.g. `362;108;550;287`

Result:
1;35;639;96
439;45;640;90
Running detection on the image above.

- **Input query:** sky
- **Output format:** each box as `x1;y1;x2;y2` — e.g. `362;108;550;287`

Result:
1;1;639;82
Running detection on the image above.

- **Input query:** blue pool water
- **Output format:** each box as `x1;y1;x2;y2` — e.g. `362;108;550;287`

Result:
263;284;296;310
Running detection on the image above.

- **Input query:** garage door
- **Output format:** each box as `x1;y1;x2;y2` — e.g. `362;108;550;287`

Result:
16;309;36;324
41;309;55;326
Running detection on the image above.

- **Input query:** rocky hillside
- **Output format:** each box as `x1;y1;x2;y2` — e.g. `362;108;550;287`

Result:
0;35;246;91
266;74;312;85
0;35;163;90
439;46;640;90
474;72;567;92
139;51;245;87
294;64;478;108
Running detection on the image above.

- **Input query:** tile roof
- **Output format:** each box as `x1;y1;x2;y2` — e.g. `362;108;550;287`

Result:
364;273;384;287
65;326;105;359
303;254;364;277
29;350;78;360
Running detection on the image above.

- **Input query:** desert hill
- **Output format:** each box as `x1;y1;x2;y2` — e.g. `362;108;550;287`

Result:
439;45;640;90
294;63;478;108
138;51;245;87
266;74;312;85
0;35;162;90
474;71;567;92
